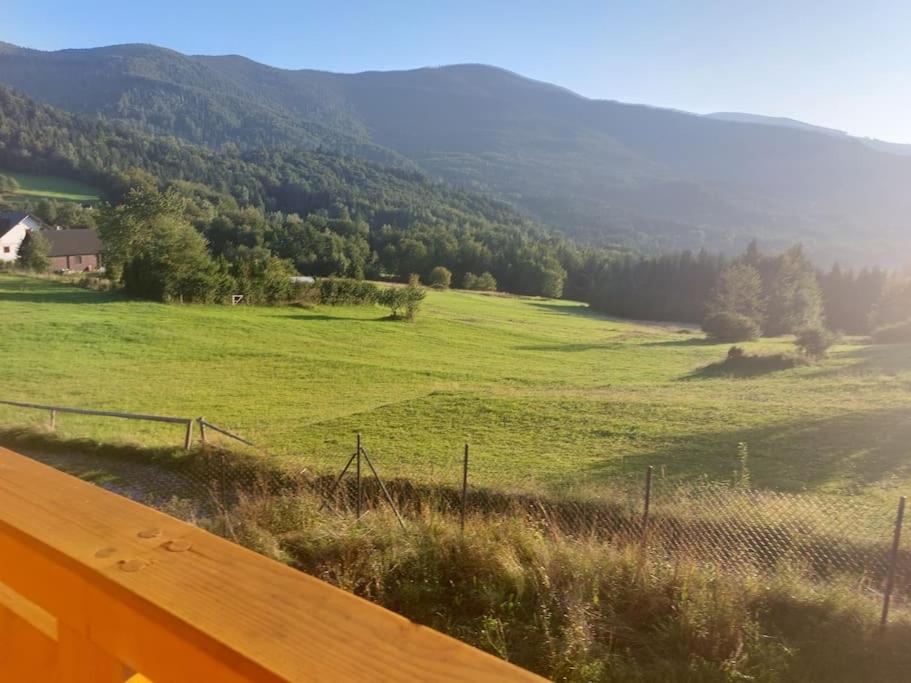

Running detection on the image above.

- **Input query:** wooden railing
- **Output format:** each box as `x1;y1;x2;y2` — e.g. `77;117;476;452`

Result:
0;446;542;682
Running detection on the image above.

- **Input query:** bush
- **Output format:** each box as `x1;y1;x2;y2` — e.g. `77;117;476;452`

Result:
871;319;911;344
317;278;380;305
428;266;452;289
463;271;497;291
702;312;760;342
0;173;20;193
16;231;50;271
795;325;837;359
379;275;426;320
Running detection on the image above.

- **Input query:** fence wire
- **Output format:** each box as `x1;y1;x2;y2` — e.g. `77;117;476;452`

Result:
2;418;907;609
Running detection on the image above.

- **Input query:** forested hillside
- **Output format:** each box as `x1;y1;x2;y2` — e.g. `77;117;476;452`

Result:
0;85;589;296
3;41;911;264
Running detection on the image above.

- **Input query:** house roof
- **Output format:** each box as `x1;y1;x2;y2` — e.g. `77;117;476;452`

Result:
42;229;103;257
0;212;29;238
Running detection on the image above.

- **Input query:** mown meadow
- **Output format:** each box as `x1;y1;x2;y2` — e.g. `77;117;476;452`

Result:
1;273;909;499
0;169;101;202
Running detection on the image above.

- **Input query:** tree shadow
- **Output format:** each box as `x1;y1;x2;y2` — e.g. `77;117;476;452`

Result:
681;354;807;380
277;313;381;322
641;337;714;347
527;302;612;320
554;406;911;493
513;341;626;352
0;286;124;305
805;345;910;379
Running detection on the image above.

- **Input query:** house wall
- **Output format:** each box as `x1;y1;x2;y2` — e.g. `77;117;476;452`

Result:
0;223;28;262
50;254;100;272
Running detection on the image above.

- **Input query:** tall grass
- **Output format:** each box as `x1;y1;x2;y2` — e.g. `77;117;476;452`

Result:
200;485;911;682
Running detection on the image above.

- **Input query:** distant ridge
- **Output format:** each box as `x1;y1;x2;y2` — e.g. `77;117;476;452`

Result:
1;41;910;264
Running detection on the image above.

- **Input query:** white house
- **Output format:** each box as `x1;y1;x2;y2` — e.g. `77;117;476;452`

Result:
0;213;46;262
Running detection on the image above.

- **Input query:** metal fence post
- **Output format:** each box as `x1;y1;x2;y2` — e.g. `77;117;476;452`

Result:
356;433;362;518
642;466;654;547
460;444;469;535
881;495;906;631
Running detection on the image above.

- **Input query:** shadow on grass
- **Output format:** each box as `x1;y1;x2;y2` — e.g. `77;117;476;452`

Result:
641;337;714;347
0;286;124;305
557;406;911;493
278;313;380;322
681;353;808;380
513;341;625;352
806;345;911;379
527;302;611;319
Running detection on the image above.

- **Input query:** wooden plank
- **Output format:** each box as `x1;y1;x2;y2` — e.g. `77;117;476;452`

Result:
0;580;57;641
0;399;190;425
0;447;544;682
0;599;58;682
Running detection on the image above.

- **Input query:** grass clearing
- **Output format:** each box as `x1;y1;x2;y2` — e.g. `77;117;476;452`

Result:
1;273;909;498
0;169;101;202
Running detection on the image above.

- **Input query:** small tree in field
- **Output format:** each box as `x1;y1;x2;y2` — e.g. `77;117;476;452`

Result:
17;232;50;271
403;274;426;320
463;271;497;291
428;266;452;289
702;312;760;342
795;325;837;359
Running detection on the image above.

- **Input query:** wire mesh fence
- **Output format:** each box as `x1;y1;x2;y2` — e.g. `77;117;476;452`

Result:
1;407;908;622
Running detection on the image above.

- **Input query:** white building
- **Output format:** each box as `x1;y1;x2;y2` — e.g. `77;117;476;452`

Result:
0;213;46;262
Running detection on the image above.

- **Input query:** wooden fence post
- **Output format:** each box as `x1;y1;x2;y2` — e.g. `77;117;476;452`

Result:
198;417;207;445
183;420;194;450
460;444;470;535
49;410;56;431
881;495;906;631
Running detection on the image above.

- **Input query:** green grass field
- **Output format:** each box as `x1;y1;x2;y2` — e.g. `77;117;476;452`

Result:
1;273;909;497
0;170;101;202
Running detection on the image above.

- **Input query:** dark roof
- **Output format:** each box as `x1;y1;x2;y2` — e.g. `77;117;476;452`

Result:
42;229;103;257
0;212;29;236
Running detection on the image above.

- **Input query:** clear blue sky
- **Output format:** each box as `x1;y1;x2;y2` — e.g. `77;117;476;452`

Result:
7;0;911;142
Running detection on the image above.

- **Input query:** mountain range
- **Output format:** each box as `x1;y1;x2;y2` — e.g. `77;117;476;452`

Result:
0;41;909;266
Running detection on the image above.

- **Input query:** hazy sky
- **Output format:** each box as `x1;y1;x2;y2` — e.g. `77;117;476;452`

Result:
6;0;911;142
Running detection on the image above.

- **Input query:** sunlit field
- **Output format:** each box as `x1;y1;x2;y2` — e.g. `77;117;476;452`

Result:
1;273;909;497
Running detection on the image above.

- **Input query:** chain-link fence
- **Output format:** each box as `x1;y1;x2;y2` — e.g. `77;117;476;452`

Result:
1;406;908;623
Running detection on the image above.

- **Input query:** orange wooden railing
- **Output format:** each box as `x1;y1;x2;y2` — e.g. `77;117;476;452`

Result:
0;446;542;682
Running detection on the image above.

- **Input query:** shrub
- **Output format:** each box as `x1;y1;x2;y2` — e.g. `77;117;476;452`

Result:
16;231;50;272
727;345;746;361
317;278;380;305
463;271;497;291
871;319;911;344
702;312;760;342
378;275;426;320
428;266;452;289
795;325;837;359
0;173;20;193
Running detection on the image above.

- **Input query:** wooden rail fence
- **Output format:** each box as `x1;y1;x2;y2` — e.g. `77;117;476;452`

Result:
0;446;542;682
0;399;197;449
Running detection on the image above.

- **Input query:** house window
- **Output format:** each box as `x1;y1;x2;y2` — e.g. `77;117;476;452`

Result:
2;246;9;254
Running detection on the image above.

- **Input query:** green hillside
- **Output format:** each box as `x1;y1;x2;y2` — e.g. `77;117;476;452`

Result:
1;273;908;498
0;169;101;202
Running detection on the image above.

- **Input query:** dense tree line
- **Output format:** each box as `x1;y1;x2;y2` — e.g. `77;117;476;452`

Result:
586;240;908;337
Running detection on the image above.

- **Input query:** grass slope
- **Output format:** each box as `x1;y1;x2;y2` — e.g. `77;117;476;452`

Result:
1;273;909;497
0;169;101;202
